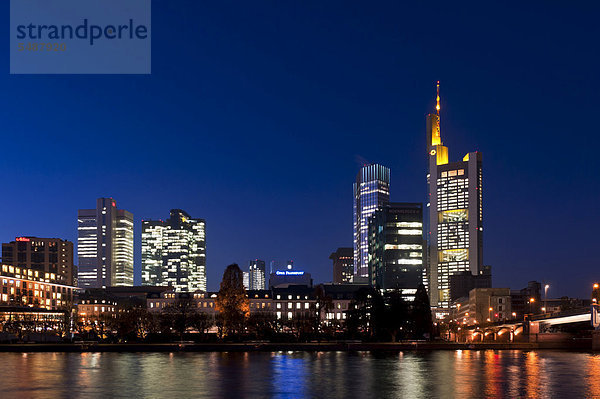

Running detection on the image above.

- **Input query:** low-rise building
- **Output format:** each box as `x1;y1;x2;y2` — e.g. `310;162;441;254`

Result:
469;288;512;323
0;264;75;310
146;285;364;324
451;287;512;325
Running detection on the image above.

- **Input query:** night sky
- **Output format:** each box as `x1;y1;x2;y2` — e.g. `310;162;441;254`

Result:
0;2;598;297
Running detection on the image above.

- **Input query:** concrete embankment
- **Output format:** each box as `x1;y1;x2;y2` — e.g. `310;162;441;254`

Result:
0;340;593;352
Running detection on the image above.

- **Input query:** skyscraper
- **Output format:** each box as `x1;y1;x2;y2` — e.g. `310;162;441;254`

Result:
141;209;206;292
78;198;134;288
353;164;390;278
248;259;266;290
368;203;424;297
329;247;354;284
426;82;483;309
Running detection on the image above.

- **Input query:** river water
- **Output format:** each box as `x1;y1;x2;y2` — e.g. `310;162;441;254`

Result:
0;350;597;398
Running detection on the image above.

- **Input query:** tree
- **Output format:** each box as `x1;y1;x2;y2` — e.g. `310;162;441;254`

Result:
162;296;198;340
247;311;278;340
346;287;374;338
56;300;75;339
214;264;249;337
314;285;333;336
384;288;409;342
189;312;213;338
412;283;433;340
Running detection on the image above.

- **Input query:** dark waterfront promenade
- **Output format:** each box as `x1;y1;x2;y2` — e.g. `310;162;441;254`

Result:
0;340;593;352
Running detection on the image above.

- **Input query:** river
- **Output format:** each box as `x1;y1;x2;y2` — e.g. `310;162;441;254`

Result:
0;350;597;398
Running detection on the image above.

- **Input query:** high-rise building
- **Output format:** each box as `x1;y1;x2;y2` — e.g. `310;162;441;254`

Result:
329;247;354;284
248;259;266;290
243;272;249;290
368;203;424;296
426;82;483;309
141;209;206;292
353;164;390;278
78;198;134;288
2;237;75;286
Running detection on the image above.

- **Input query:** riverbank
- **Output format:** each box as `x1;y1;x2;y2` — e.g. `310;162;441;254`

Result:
0;340;593;352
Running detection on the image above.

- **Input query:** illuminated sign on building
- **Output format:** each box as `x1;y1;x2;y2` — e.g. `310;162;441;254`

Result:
16;237;30;242
275;270;305;276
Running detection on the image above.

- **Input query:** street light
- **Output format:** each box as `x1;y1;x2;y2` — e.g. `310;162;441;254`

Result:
489;307;493;322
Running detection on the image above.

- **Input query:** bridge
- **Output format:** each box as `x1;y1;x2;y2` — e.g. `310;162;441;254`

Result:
452;307;594;344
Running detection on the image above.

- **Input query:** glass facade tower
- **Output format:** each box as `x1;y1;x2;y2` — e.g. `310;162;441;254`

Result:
141;209;206;292
248;259;266;290
353;164;390;278
77;198;134;288
368;203;424;297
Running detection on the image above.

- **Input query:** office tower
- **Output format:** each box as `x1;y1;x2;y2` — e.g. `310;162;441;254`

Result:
141;209;206;292
243;272;249;290
426;82;483;309
248;259;266;290
368;203;424;296
329;247;354;284
353;164;390;278
78;198;134;288
2;237;75;286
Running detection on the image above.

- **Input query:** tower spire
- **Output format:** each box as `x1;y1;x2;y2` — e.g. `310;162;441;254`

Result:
436;81;440;115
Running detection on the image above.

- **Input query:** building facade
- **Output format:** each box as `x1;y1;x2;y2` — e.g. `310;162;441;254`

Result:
78;198;134;288
353;164;390;278
248;259;266;290
329;247;354;284
426;83;483;310
243;272;249;289
449;265;492;302
368;203;424;296
141;209;207;292
146;285;362;324
2;237;75;286
0;263;75;310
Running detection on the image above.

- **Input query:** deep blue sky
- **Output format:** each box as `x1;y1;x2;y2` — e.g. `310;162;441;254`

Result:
1;1;598;297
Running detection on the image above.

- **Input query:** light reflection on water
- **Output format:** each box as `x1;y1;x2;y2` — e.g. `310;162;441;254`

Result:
0;350;597;398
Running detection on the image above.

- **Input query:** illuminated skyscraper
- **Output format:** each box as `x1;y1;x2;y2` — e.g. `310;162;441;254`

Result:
78;198;134;288
243;272;249;290
248;259;266;290
368;203;424;297
426;82;483;309
141;209;206;292
353;164;390;278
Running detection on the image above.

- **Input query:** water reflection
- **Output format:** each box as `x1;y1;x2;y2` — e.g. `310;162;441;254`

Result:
0;350;596;398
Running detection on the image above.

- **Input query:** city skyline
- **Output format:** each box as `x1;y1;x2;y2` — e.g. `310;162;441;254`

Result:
0;2;598;297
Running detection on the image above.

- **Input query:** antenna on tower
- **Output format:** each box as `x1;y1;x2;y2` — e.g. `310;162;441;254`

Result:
436;81;440;115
